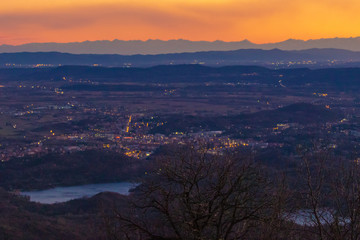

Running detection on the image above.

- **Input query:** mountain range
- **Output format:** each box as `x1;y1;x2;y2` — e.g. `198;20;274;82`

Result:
1;37;360;55
1;48;360;67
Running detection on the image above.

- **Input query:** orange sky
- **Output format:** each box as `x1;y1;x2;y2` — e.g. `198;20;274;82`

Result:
0;0;359;45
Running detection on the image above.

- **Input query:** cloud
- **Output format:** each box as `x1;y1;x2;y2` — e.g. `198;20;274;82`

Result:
0;0;360;44
0;3;236;40
0;11;96;30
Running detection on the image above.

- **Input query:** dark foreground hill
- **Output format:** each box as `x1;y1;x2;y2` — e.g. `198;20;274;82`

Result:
0;188;126;240
0;150;147;191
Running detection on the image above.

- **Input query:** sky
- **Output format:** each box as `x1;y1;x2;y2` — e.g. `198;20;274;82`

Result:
0;0;359;45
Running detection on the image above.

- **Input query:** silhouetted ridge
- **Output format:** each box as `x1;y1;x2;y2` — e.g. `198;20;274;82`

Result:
2;48;360;67
3;37;360;54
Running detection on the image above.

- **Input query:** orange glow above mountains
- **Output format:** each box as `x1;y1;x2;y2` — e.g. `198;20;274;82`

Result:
0;0;359;45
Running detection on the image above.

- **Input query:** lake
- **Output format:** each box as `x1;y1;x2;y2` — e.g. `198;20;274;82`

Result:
286;209;350;226
21;182;136;204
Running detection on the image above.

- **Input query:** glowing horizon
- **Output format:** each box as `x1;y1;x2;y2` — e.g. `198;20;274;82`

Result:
1;0;359;45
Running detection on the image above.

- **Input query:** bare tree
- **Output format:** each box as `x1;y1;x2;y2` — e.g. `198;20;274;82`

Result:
105;144;284;240
296;145;360;240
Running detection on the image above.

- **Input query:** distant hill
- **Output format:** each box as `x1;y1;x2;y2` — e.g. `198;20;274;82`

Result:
2;65;360;90
151;103;343;135
2;37;360;54
1;48;360;67
238;103;342;126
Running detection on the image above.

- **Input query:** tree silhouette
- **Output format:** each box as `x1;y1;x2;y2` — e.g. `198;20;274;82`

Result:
105;145;288;240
